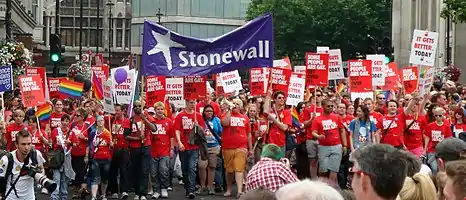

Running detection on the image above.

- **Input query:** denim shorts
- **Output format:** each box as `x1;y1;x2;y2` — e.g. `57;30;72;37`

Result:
317;144;342;173
92;159;111;185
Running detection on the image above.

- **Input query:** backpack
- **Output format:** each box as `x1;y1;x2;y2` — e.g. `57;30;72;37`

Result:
0;150;38;195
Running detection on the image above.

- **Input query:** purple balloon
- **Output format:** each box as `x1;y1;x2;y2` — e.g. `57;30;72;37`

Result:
114;68;128;84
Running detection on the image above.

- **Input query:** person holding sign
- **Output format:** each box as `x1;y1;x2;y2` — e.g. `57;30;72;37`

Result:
263;90;292;154
220;98;252;198
5;110;26;151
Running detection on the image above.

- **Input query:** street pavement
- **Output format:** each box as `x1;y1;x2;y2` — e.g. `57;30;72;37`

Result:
36;184;238;200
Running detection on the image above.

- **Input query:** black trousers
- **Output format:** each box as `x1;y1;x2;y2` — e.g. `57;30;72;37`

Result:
338;151;351;189
108;148;131;194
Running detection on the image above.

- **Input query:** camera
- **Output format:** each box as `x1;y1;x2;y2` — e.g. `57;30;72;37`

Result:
24;165;57;193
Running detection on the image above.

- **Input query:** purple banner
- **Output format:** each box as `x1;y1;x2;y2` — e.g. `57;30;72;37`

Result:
142;14;273;76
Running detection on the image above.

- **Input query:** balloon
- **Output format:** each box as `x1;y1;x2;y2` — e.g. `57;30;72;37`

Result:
114;68;127;85
83;80;92;92
74;74;85;83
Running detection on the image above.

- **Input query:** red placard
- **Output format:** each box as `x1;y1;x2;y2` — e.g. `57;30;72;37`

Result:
215;74;225;96
249;68;266;96
268;68;292;98
402;66;419;94
48;77;66;99
25;67;46;96
145;76;166;107
383;62;399;91
91;65;110;80
348;60;373;92
305;53;329;86
184;76;207;100
19;75;45;107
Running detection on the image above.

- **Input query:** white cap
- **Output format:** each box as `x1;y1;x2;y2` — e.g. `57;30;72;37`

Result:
147;107;155;114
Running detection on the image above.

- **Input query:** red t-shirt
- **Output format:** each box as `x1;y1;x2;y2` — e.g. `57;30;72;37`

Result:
112;118;131;149
50;112;65;130
92;129;113;160
341;115;354;149
174;111;205;150
369;111;384;126
453;123;466;138
196;101;221;117
128;116;155;148
70;123;89;156
85;116;96;126
27;127;48;151
303;105;323;140
296;112;306;144
377;114;405;147
268;109;292;147
401;113;427;150
311;114;343;146
6;123;25;151
151;117;174;157
425;122;453;153
50;127;73;151
222;112;251;149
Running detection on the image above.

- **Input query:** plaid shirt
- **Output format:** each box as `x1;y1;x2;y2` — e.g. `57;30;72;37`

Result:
246;157;299;192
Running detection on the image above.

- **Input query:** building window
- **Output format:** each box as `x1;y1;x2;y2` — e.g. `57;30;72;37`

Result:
125;29;130;48
61;29;74;46
75;18;89;27
75;30;87;47
116;30;122;47
63;0;73;7
83;0;89;7
90;30;98;47
117;19;123;28
90;0;98;7
125;19;130;29
117;0;123;2
61;17;74;27
90;18;102;27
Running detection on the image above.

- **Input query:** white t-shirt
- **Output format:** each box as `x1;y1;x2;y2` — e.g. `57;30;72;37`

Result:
0;150;45;200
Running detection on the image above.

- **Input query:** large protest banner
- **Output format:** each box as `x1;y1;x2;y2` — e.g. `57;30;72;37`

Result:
402;66;419;94
19;75;45;107
409;30;439;66
305;53;329;86
145;76;166;107
348;60;372;92
184;76;207;100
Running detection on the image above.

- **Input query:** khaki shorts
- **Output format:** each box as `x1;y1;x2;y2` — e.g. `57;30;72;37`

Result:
199;146;221;169
223;148;247;173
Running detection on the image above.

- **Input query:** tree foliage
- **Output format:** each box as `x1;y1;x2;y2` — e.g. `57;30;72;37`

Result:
441;0;466;23
246;0;392;62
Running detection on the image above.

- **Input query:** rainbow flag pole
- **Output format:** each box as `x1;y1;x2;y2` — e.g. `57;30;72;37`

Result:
35;103;52;122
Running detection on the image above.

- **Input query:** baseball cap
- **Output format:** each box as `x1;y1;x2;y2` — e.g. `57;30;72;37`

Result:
147;107;155;114
436;138;466;162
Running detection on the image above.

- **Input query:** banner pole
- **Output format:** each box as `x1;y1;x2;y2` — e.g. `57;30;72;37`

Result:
1;92;4;122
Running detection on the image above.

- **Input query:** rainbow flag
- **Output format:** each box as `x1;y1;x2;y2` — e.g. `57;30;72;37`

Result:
59;79;84;98
291;107;301;132
337;82;345;94
164;98;172;119
35;103;52;122
92;72;103;100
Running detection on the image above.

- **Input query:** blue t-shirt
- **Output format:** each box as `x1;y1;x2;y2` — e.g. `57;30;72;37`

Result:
205;117;222;148
349;119;376;149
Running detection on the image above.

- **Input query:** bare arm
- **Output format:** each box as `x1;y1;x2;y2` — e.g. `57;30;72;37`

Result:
221;111;231;127
268;116;288;132
340;128;347;147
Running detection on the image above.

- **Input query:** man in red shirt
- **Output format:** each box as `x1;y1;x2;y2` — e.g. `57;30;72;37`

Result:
125;100;157;200
303;90;324;179
5;110;26;151
221;98;253;197
108;104;131;199
311;99;347;186
263;90;291;154
364;98;384;127
196;98;221;117
376;100;407;149
174;99;205;199
150;102;175;199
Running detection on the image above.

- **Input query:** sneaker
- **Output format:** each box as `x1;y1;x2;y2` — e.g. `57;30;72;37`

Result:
140;196;147;200
148;190;154;195
188;193;195;199
133;195;139;200
178;180;184;185
161;189;168;198
152;192;160;199
167;187;172;191
111;193;119;199
41;187;49;194
121;192;129;199
208;188;215;195
101;195;108;200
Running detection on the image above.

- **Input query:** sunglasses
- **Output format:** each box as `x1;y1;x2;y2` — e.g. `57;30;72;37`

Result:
135;105;142;108
378;97;386;100
276;96;284;100
316;95;322;97
75;114;82;117
326;105;334;108
434;114;443;118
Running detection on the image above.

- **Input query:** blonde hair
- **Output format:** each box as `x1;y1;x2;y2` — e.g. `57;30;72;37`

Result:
276;179;343;200
396;173;437;200
435;172;447;200
154;101;164;109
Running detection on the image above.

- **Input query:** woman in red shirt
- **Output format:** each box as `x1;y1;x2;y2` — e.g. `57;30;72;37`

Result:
27;116;49;156
90;115;113;200
452;107;466;138
50;114;73;200
50;99;66;131
424;107;453;173
5;109;26;151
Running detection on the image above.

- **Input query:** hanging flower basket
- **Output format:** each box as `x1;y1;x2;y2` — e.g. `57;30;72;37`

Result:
67;61;91;80
442;65;461;82
0;41;34;86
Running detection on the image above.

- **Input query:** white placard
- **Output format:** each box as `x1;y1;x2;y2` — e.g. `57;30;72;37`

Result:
286;74;305;106
102;79;115;113
219;70;243;93
317;46;330;54
351;92;374;101
113;69;136;104
328;49;344;80
166;78;185;108
366;54;386;86
419;67;435;97
294;66;306;75
409;30;439;66
273;58;291;70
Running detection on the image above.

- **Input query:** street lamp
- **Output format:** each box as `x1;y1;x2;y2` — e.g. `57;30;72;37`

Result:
156;8;163;24
106;0;114;67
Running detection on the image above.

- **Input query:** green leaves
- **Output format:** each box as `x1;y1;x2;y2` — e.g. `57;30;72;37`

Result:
246;0;391;62
441;0;466;23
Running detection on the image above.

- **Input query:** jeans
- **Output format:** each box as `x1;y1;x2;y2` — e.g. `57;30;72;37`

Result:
337;151;351;189
51;166;69;200
427;152;438;174
91;159;111;185
168;152;177;188
215;156;224;188
130;146;151;196
179;149;199;194
108;148;130;194
151;156;170;192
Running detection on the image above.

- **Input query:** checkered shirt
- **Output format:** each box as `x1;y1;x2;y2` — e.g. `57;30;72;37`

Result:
246;157;299;192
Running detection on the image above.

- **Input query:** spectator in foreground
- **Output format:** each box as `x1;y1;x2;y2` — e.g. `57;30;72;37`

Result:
246;144;298;192
350;144;407;200
275;179;343;200
396;173;437;200
444;160;466;200
435;137;466;172
239;187;276;200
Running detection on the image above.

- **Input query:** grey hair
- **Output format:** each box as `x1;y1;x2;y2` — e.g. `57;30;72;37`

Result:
275;179;344;200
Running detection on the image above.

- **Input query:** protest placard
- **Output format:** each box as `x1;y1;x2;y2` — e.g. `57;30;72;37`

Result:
102;79;115;113
166;78;185;108
91;65;109;80
269;68;292;98
220;70;243;93
305;53;329;86
184;76;207;100
113;69;136;104
293;65;306;75
273;57;292;70
402;66;419;94
409;30;439;66
26;67;47;96
0;65;13;92
348;60;372;92
215;74;225;96
19;75;45;107
145;76;166;107
286;73;305;106
249;68;265;96
383;62;399;91
366;54;386;86
48;77;66;99
328;49;344;80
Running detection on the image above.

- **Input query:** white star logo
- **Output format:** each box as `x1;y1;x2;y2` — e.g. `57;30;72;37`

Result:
147;30;185;71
